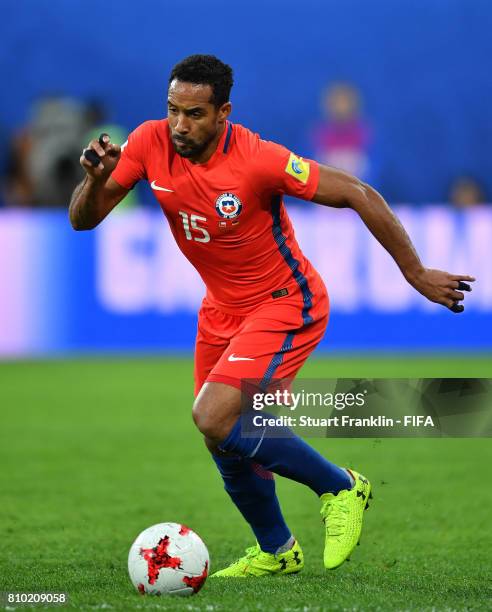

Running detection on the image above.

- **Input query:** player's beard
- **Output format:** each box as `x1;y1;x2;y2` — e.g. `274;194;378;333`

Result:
171;131;217;159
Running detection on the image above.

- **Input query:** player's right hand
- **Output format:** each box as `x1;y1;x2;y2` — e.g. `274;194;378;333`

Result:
80;133;121;180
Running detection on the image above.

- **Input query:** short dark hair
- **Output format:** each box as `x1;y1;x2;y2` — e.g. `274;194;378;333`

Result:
169;55;234;107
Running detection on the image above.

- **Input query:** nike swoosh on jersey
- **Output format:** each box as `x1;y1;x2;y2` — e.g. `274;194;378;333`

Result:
151;180;174;192
228;354;255;362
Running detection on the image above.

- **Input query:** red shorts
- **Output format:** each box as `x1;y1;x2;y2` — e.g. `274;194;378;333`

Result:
194;284;329;396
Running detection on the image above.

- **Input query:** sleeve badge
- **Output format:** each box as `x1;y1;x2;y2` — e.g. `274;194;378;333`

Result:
285;153;310;184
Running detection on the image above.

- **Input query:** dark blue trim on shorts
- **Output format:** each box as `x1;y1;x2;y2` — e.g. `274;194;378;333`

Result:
260;331;296;390
270;195;313;325
223;122;233;153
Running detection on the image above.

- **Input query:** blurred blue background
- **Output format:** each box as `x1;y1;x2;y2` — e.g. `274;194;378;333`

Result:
1;0;491;356
2;0;492;202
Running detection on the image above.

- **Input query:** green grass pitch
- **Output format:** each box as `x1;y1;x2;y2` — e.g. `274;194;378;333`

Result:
1;356;491;611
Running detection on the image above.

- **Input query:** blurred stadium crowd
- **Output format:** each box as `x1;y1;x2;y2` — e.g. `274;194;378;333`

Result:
1;0;491;358
0;85;488;209
2;96;136;208
2;0;491;209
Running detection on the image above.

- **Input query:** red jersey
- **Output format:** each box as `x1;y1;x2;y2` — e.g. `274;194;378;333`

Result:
111;119;323;321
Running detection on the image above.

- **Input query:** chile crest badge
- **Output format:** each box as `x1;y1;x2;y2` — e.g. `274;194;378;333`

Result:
215;193;242;231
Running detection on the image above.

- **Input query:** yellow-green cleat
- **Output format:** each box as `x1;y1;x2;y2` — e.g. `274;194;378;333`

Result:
320;469;372;570
210;539;304;577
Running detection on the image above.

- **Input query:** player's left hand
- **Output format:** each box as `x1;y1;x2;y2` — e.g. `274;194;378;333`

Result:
410;268;475;313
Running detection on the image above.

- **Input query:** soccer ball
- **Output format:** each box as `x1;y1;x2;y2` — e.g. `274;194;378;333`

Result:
128;522;210;596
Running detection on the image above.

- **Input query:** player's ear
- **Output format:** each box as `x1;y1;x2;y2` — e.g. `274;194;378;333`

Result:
218;102;232;121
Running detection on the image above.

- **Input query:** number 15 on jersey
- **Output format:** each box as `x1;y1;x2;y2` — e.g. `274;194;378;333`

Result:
178;211;210;243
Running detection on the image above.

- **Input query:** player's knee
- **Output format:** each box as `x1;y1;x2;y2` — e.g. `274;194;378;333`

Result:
192;397;235;443
192;382;242;441
192;396;228;441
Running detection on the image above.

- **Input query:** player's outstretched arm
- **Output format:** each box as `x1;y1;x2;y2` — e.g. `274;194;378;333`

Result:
69;134;129;231
311;164;475;312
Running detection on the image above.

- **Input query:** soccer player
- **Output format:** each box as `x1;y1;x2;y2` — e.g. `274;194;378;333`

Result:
69;55;474;577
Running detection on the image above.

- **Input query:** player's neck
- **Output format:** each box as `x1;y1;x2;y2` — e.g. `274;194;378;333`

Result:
188;123;226;165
